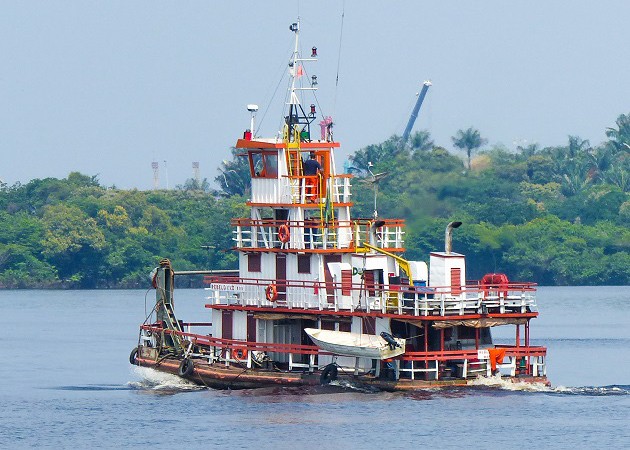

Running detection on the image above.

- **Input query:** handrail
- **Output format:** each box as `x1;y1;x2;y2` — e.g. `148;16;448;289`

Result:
141;324;546;360
231;217;405;227
204;275;537;293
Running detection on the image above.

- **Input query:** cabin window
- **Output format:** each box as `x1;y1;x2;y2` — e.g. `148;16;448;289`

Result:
297;255;311;274
250;152;278;178
338;321;351;332
457;325;476;340
248;254;261;272
320;320;335;330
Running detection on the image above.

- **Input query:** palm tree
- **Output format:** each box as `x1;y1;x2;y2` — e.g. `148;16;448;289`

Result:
452;127;488;169
409;130;434;153
517;143;540;158
605;113;630;151
215;147;251;196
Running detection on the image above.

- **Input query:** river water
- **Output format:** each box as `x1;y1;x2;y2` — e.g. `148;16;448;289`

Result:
2;286;629;448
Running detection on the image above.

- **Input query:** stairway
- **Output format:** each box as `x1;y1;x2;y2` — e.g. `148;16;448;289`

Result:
161;301;184;352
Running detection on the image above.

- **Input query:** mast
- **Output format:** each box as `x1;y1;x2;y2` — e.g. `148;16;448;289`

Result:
286;19;318;142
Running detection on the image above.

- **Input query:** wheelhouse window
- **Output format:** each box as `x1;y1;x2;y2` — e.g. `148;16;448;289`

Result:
249;151;278;178
248;253;261;272
297;255;311;274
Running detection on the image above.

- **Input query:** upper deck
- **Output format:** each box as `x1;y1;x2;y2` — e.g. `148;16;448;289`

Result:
231;217;405;253
205;275;538;321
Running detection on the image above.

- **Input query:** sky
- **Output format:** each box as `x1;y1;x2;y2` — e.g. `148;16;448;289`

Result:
1;1;629;190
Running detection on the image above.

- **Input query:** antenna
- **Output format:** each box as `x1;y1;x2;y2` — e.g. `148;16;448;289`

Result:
151;161;159;190
362;162;389;219
163;160;169;190
285;18;318;142
247;105;258;137
192;161;200;187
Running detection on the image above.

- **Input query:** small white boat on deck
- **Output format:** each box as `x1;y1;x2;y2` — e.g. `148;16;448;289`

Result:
304;328;406;360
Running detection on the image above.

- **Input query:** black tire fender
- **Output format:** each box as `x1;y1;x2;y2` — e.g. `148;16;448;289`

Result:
129;347;139;365
178;358;194;377
320;364;338;385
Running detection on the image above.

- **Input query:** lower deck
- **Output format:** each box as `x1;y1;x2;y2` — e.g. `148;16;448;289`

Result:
135;318;548;387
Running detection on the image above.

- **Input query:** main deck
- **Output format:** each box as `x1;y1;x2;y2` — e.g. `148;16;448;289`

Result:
205;275;538;318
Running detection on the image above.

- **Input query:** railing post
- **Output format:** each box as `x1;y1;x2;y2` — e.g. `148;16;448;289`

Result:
414;293;419;316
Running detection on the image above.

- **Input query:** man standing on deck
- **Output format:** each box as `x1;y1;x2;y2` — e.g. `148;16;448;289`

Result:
303;151;322;202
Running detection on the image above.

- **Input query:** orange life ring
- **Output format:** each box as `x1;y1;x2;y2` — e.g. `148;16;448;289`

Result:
265;284;278;302
278;224;290;243
233;347;247;361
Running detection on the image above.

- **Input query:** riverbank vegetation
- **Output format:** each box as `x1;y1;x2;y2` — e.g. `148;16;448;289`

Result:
1;114;628;288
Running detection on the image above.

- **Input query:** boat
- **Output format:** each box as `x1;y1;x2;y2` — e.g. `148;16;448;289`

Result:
304;328;406;360
130;19;548;390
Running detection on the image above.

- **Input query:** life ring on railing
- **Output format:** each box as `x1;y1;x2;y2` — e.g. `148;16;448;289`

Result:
233;347;247;361
265;284;278;302
278;224;290;244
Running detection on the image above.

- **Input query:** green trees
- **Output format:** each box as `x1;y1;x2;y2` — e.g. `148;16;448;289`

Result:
0;113;628;288
347;114;630;285
215;148;251;197
0;174;243;288
452;127;488;169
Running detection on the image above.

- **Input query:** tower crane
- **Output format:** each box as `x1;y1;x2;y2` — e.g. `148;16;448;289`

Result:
401;81;432;144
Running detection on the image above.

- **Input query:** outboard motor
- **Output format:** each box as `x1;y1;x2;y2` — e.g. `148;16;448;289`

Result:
380;332;401;350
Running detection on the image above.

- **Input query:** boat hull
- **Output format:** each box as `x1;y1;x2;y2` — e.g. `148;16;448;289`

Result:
135;351;550;391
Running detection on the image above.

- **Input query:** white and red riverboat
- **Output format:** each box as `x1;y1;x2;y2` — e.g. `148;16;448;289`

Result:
131;20;548;390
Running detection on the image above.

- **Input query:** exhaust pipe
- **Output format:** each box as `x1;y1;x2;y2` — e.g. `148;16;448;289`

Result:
445;221;462;254
369;220;386;247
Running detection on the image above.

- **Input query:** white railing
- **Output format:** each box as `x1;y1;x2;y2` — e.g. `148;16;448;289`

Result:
205;278;537;317
231;218;405;251
249;176;353;205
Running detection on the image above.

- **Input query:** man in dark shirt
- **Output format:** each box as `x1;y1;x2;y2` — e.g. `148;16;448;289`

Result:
303;152;322;202
303;152;322;175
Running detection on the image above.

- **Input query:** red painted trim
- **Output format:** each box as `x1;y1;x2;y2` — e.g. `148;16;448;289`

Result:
236;139;340;149
140;325;546;361
203;303;539;321
246;202;353;208
232;247;407;254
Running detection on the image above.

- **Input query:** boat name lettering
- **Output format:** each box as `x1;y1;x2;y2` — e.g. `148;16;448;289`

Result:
210;283;245;291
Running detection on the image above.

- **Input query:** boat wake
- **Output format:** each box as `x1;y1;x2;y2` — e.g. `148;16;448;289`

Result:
50;384;136;392
550;385;630;396
468;375;630;396
329;379;381;393
127;366;206;393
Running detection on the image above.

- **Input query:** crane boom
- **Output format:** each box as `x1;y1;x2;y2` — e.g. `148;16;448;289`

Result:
402;81;432;143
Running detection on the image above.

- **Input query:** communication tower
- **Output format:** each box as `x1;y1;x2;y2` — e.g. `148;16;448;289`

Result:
151;161;159;190
193;161;200;187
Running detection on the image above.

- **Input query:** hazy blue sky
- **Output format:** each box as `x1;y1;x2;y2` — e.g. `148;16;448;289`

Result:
1;1;629;189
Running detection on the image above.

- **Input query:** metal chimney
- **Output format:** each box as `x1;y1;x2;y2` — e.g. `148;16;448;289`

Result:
445;221;462;254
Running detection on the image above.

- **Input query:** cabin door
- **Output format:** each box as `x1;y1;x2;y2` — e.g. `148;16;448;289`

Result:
247;313;256;343
324;255;342;304
221;310;233;340
276;253;287;301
